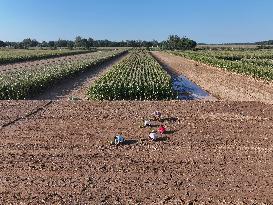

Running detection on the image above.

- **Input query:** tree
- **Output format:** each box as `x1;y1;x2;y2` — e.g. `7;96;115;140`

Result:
22;38;32;48
40;41;48;47
164;35;197;50
48;41;56;48
256;40;273;45
56;39;68;47
22;38;39;48
74;36;83;48
88;38;94;48
81;38;89;49
0;40;6;47
31;39;39;47
67;41;74;49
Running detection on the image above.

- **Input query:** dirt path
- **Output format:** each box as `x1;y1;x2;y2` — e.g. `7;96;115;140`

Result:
30;53;128;100
0;100;273;204
152;51;273;104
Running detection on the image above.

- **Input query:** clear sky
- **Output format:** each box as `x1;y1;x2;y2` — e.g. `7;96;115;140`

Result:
0;0;273;43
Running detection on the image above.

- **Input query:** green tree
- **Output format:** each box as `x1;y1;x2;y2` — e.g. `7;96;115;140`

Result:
75;36;83;48
0;40;6;47
164;35;197;50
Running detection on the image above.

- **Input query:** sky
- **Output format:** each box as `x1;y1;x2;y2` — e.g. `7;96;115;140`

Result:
0;0;273;43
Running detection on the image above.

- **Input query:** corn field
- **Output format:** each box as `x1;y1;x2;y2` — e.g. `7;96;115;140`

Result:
88;49;174;100
0;49;92;65
171;50;273;81
0;50;126;100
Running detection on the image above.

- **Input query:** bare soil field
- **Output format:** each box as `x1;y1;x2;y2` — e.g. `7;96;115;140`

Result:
152;52;273;104
1;100;273;204
0;101;46;127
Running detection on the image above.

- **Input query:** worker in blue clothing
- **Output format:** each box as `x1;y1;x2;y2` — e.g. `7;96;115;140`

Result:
111;133;125;145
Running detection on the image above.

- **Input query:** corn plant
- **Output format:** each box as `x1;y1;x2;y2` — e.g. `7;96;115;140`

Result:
88;49;174;100
0;50;127;100
0;49;92;65
171;50;273;81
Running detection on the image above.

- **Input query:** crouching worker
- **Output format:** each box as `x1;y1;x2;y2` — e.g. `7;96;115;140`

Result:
111;134;125;145
149;130;158;141
158;125;166;135
144;119;152;127
153;111;162;121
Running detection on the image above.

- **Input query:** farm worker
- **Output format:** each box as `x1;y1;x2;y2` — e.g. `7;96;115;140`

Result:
112;135;125;145
158;125;166;135
144;119;152;127
153;111;162;121
149;130;158;141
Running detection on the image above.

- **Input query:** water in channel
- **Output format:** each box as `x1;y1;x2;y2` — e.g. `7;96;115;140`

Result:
173;75;217;100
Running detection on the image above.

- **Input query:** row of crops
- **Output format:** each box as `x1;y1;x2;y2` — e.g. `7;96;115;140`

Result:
0;49;92;65
0;50;127;100
171;50;273;81
88;49;174;100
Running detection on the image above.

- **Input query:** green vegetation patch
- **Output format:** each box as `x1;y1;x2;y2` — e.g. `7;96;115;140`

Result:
88;50;174;100
0;50;126;100
171;50;273;81
0;49;91;65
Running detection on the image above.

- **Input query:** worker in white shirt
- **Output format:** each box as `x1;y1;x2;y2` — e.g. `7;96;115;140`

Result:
144;119;152;127
149;130;158;141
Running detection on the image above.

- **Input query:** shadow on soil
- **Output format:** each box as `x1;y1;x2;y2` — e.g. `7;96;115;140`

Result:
161;117;178;123
164;130;176;135
123;140;138;145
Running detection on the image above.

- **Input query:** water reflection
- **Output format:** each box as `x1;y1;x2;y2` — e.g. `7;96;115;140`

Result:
173;75;216;100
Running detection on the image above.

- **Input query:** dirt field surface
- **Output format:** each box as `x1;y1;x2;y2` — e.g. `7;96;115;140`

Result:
152;52;273;104
0;101;47;127
1;100;273;204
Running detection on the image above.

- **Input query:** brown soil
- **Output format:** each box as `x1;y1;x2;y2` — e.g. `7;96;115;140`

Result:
1;100;273;204
0;101;46;127
30;53;128;100
1;51;273;204
152;52;273;104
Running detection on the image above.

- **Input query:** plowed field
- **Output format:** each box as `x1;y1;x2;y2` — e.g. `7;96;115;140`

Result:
1;100;273;204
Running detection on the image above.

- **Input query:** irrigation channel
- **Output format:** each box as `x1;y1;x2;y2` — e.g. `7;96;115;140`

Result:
151;52;217;101
172;75;216;100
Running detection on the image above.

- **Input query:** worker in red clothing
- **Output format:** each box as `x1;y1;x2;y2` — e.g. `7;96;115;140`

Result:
158;125;166;135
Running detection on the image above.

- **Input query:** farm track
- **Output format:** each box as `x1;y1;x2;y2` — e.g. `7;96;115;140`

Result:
0;100;273;204
0;52;97;74
30;52;128;100
152;51;273;104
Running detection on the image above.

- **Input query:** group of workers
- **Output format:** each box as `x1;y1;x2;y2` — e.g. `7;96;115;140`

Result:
111;111;167;145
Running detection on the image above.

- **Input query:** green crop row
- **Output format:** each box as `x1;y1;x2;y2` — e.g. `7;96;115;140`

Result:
0;50;127;100
192;50;273;60
0;49;93;65
171;50;273;81
88;49;174;100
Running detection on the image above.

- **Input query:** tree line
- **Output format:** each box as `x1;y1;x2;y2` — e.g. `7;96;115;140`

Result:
0;35;197;50
256;40;273;45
